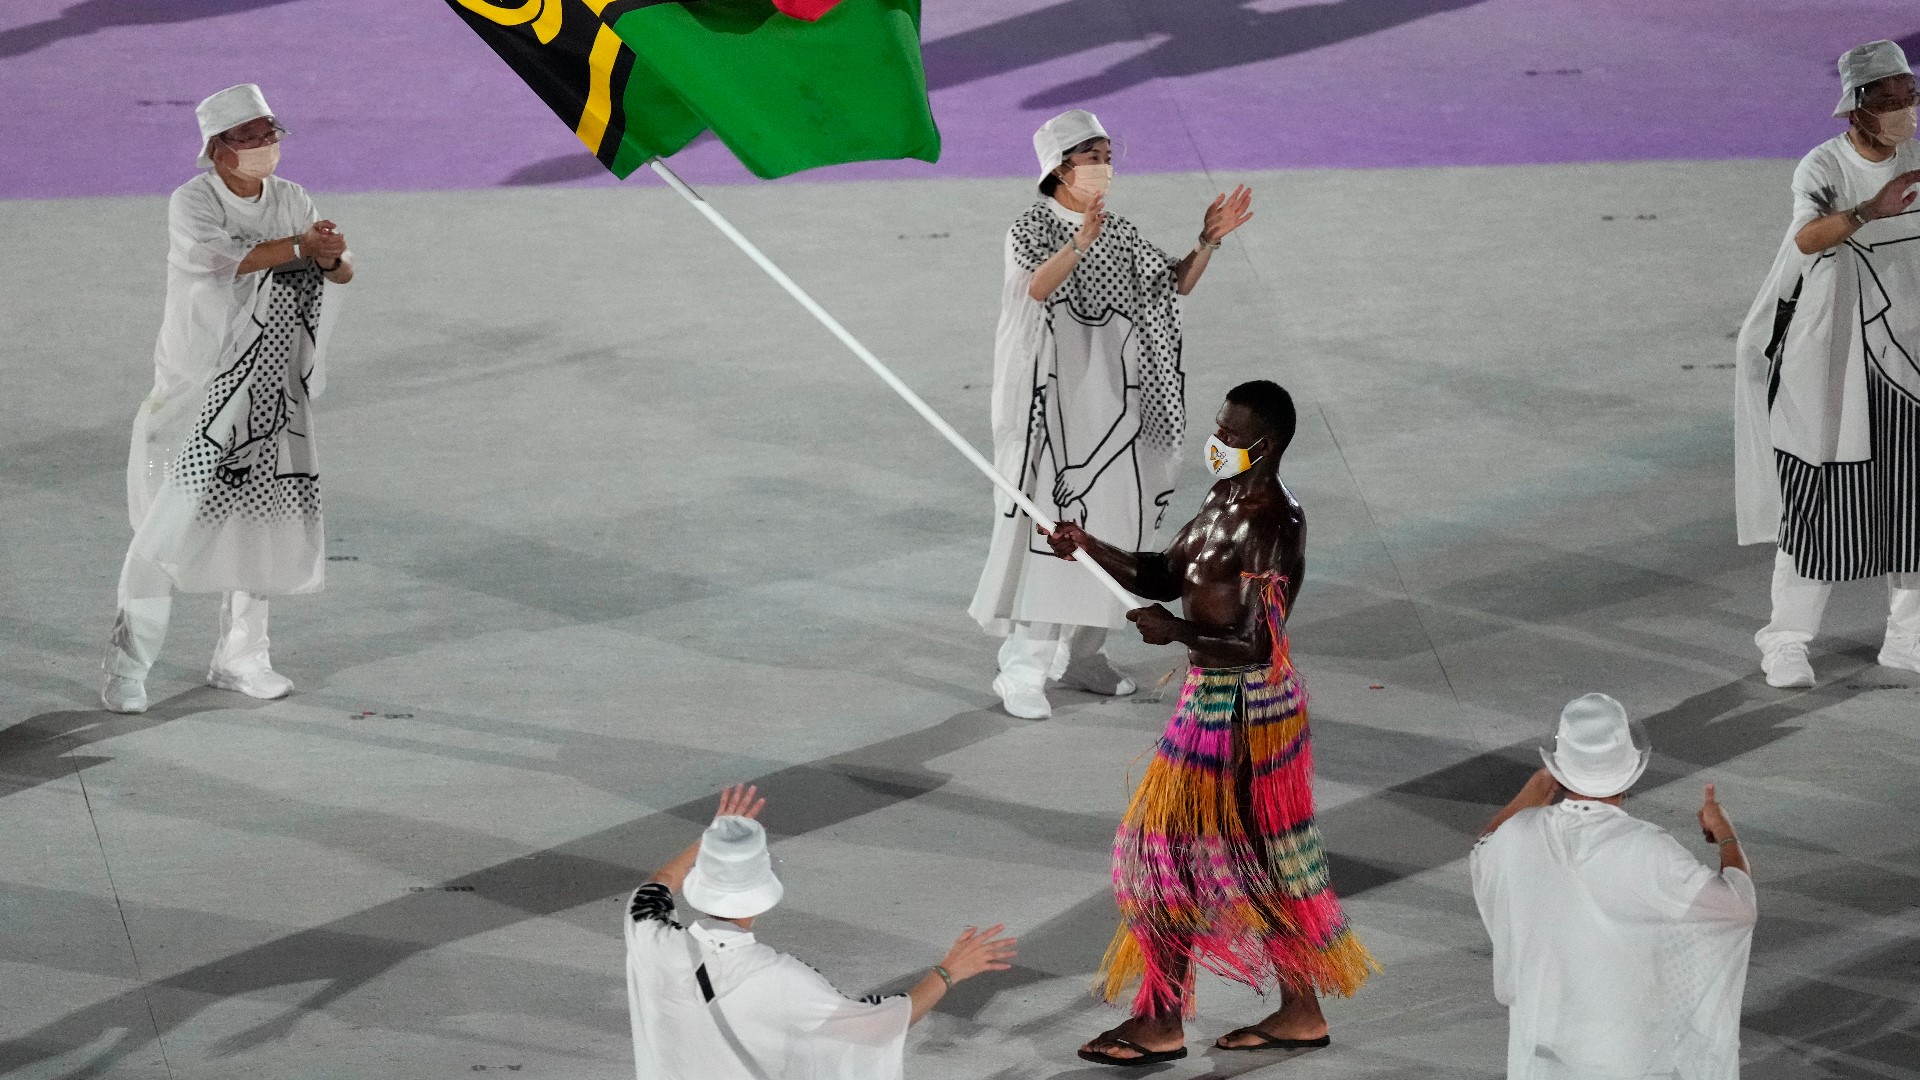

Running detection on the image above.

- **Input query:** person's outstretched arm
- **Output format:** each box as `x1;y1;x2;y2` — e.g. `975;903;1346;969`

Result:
1795;169;1920;253
905;925;1018;1024
1171;186;1253;294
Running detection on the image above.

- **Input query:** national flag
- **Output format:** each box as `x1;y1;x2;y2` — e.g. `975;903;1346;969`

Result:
445;0;940;180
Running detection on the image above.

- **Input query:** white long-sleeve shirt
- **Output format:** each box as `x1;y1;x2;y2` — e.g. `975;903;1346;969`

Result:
624;884;911;1080
1471;801;1757;1080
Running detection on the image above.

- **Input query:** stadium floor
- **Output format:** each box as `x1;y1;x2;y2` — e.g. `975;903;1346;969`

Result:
5;161;1918;1078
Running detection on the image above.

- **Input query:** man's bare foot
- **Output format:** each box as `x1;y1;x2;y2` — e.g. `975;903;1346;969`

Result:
1079;1015;1185;1060
1214;1001;1328;1049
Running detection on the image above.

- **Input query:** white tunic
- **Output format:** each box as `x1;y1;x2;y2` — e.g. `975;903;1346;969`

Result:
126;172;341;594
1471;802;1757;1080
624;884;912;1080
969;198;1183;634
1734;135;1920;579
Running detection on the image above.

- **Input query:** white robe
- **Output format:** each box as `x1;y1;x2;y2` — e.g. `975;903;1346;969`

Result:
624;885;912;1080
969;199;1183;634
126;172;341;595
1471;802;1757;1080
1734;136;1920;580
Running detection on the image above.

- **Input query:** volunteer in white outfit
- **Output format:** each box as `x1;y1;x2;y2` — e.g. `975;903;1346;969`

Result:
1734;39;1920;688
624;784;1018;1080
101;84;354;714
1471;695;1757;1080
969;108;1254;718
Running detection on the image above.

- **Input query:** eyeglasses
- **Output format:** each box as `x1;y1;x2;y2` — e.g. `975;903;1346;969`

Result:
220;122;289;150
1858;83;1918;111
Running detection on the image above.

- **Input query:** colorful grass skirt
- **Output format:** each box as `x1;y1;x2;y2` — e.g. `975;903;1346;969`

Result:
1098;661;1376;1016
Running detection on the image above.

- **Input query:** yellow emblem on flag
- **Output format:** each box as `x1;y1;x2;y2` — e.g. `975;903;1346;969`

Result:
453;0;564;44
452;0;627;154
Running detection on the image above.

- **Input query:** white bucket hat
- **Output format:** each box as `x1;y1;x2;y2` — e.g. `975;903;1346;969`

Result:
681;816;784;919
1834;40;1911;118
1033;108;1109;186
1539;693;1650;798
195;83;277;168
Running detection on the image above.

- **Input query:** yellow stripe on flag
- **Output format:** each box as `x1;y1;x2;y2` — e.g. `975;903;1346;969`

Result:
574;22;623;155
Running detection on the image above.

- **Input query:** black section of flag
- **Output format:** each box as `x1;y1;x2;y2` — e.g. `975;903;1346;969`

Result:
595;43;639;168
444;1;679;166
447;1;602;154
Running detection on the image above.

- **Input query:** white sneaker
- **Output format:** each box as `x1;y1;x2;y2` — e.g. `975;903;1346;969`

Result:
1057;656;1137;697
101;675;148;714
1879;633;1920;674
208;667;293;700
992;673;1051;719
1761;643;1815;688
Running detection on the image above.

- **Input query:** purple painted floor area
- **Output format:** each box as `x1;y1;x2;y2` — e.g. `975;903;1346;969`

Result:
2;0;1915;199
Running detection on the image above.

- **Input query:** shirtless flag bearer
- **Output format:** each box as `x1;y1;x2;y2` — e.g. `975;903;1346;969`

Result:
1044;380;1375;1066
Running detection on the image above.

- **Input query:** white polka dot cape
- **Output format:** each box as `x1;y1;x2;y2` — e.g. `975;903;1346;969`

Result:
969;198;1185;634
129;262;333;595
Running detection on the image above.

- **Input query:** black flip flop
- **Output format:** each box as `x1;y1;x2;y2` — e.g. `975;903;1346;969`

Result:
1215;1027;1332;1051
1076;1037;1189;1067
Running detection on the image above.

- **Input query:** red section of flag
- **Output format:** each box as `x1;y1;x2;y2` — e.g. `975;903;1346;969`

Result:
772;0;844;20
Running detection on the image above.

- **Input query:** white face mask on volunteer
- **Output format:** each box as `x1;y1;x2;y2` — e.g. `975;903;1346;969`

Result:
1204;434;1266;479
1874;105;1919;146
1065;162;1113;202
226;142;281;180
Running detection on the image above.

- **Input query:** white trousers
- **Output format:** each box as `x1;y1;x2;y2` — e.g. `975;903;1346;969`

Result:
1756;549;1920;653
996;622;1109;691
106;550;273;680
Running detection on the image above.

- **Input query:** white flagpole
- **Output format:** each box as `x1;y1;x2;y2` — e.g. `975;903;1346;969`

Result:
646;157;1139;610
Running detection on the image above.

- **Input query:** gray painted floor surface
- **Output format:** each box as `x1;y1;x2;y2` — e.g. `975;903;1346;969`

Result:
3;163;1917;1079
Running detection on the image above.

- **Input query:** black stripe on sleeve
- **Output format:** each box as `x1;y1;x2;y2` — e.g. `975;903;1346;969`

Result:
629;882;679;925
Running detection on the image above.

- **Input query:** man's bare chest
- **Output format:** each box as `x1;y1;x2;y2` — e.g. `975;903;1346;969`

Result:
1171;508;1254;572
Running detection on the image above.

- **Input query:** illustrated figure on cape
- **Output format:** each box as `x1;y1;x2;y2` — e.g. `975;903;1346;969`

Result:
100;83;354;714
970;107;1253;720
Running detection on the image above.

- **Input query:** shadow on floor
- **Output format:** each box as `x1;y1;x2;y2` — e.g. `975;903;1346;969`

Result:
2;664;1906;1074
0;0;306;60
0;687;265;802
921;0;1489;107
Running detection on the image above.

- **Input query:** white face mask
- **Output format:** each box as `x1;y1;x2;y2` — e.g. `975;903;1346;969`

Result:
1204;434;1264;478
1064;162;1112;201
226;142;280;180
1873;105;1919;146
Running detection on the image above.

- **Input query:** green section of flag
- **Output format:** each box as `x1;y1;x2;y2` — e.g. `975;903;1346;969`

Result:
611;0;938;179
445;0;939;181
